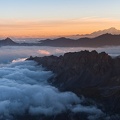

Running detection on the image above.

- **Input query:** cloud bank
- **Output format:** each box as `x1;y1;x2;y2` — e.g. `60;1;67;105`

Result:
1;46;120;64
0;60;103;119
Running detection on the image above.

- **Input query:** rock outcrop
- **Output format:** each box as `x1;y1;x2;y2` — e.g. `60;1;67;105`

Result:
27;51;120;115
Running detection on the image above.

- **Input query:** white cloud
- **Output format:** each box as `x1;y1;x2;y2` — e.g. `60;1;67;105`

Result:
0;60;104;119
0;46;120;64
38;50;50;55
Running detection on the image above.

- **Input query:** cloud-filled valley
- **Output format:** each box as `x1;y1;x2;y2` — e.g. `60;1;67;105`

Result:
0;46;120;64
0;46;120;119
0;59;104;120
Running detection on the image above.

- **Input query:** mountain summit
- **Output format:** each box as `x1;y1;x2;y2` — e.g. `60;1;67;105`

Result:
0;37;17;45
89;27;120;37
69;27;120;39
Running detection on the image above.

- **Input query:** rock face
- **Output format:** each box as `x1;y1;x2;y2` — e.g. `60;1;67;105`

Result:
27;51;120;115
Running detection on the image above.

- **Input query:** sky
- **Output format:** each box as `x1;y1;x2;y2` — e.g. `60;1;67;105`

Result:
0;0;120;38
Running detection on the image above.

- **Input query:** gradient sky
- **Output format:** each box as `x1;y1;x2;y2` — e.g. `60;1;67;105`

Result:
0;0;120;37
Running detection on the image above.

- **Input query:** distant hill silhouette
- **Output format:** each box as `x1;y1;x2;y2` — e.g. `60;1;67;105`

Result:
0;38;40;46
1;33;120;47
39;37;74;47
68;27;120;39
0;37;17;46
39;33;120;47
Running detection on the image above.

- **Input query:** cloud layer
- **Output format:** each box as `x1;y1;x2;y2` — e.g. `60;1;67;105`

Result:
0;60;103;119
0;46;120;64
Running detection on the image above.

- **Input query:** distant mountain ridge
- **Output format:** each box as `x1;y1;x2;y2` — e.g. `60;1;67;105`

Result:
68;27;120;39
40;33;120;47
1;33;120;47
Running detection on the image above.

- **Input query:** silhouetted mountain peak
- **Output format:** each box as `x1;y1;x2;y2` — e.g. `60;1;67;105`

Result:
97;33;112;37
68;27;120;39
55;37;71;41
92;27;120;36
4;37;14;42
108;27;118;31
57;37;67;39
0;37;17;45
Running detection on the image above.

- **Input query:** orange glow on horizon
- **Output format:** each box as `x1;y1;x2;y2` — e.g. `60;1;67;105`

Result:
0;18;120;38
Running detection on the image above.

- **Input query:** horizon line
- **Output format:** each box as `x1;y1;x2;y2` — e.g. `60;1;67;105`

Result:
0;27;119;38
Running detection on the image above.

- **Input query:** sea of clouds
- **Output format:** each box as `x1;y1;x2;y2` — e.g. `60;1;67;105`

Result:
0;45;120;119
0;59;104;120
0;45;120;63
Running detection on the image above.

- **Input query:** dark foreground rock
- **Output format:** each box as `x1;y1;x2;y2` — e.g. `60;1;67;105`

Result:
11;112;104;120
27;51;120;118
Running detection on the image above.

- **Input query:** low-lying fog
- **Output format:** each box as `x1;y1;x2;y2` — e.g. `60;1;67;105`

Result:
0;46;119;119
0;46;120;64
